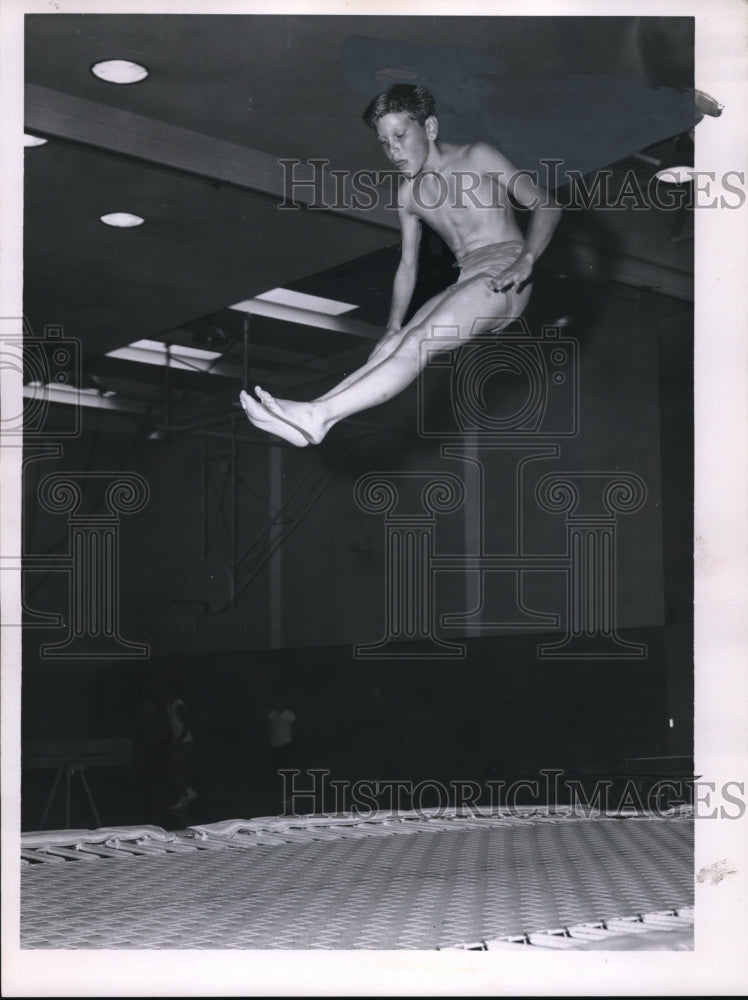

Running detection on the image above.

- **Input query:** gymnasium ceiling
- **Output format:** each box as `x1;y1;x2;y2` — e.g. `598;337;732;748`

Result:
22;14;703;432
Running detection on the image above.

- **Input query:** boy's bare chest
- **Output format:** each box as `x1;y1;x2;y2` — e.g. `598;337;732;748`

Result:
406;168;509;224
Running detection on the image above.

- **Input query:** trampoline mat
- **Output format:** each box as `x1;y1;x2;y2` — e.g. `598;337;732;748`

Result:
20;811;694;950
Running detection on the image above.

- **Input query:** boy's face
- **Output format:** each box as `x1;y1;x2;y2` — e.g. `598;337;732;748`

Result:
375;111;435;177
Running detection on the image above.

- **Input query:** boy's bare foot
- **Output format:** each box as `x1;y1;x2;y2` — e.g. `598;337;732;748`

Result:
239;389;310;446
239;388;323;447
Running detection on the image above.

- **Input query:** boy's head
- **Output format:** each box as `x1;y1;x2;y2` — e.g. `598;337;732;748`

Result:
362;84;436;130
363;85;438;177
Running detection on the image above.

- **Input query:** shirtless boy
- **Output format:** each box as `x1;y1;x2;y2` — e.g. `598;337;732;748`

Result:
240;84;562;446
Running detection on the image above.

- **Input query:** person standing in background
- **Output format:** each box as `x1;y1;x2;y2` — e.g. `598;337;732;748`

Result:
268;693;296;768
267;693;296;813
165;684;198;813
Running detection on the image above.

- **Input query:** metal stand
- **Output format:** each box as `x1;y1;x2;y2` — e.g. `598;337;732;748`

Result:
39;765;102;830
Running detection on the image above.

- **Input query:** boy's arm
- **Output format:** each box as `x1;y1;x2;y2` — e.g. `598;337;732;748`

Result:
367;204;421;361
477;143;562;292
387;206;421;333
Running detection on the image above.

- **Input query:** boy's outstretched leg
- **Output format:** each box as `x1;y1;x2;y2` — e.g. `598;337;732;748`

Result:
240;272;529;446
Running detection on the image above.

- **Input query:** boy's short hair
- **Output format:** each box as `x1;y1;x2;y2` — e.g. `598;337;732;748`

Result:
362;84;436;129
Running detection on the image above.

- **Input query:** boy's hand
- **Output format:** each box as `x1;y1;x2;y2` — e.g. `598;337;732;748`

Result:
489;249;535;293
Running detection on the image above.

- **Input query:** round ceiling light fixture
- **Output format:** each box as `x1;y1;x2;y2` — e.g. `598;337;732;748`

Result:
100;212;145;228
654;165;694;185
652;131;694;186
91;59;149;84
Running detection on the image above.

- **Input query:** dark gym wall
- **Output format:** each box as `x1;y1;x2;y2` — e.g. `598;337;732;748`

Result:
20;277;692;802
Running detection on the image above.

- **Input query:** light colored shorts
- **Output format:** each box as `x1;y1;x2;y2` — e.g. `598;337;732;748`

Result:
453;241;529;332
454;240;525;283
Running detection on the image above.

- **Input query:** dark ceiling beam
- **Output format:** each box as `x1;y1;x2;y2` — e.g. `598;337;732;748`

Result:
25;84;397;231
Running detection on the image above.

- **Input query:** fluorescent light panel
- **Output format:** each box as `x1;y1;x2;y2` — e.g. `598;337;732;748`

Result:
255;287;358;315
23;383;147;413
107;339;220;370
105;339;242;377
132;339;222;361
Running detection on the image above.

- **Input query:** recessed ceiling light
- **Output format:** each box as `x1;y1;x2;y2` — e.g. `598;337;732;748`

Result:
91;60;149;85
100;212;145;228
24;134;48;147
655;166;693;185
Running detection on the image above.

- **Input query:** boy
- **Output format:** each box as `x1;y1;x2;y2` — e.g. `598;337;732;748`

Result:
240;84;561;446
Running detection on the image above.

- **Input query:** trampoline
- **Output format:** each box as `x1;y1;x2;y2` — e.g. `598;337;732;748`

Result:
20;807;694;951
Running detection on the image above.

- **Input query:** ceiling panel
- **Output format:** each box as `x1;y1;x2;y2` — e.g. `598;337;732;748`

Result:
21;13;698;414
23;138;396;360
25;14;695;173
